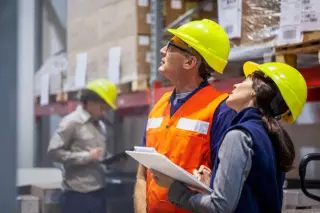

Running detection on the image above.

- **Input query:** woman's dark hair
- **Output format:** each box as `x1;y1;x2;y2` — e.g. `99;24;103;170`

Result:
80;89;105;105
251;72;295;172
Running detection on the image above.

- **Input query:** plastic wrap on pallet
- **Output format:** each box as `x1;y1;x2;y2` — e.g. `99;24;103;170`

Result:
34;51;68;97
229;41;274;61
231;0;280;47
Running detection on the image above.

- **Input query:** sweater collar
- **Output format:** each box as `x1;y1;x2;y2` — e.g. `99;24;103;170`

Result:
231;107;263;126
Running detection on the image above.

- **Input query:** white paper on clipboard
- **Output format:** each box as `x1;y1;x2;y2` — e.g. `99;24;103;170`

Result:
126;148;213;194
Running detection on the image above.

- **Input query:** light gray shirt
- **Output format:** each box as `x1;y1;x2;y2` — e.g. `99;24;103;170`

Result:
47;105;107;193
168;129;254;213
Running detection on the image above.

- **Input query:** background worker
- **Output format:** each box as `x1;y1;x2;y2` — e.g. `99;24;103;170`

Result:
134;19;237;213
47;78;117;213
151;62;307;213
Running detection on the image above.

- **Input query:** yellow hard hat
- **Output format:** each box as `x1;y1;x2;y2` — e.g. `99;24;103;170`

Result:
86;78;117;110
167;19;230;74
243;61;307;123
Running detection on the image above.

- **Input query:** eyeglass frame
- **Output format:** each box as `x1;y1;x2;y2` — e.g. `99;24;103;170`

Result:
166;40;194;55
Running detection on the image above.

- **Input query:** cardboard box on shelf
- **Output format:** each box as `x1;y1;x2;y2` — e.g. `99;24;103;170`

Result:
30;183;62;213
68;0;152;92
68;0;151;53
163;0;218;27
226;0;280;47
229;0;320;47
67;34;150;91
17;195;40;213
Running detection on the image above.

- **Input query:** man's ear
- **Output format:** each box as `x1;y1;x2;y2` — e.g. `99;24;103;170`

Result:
183;55;198;70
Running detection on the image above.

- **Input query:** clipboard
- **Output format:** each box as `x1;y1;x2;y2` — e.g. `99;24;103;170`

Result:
125;147;213;194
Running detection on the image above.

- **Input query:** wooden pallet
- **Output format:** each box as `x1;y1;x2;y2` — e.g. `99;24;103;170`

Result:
116;79;149;94
34;91;80;105
275;32;320;67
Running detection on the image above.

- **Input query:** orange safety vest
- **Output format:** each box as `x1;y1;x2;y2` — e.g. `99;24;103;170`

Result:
146;85;228;213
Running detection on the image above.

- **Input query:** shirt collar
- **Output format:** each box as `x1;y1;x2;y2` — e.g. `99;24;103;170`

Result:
169;80;209;103
76;105;91;123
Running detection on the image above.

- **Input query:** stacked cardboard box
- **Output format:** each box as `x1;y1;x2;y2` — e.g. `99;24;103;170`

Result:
67;0;218;92
67;0;152;92
229;0;281;47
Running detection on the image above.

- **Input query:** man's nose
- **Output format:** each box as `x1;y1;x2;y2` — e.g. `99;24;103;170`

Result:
160;45;167;55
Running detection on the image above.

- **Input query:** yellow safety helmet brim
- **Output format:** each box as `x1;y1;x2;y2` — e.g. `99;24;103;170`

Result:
86;79;117;110
243;61;307;123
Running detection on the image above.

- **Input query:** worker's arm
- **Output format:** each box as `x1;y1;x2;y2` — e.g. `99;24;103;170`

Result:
47;119;91;165
168;129;253;213
134;164;147;213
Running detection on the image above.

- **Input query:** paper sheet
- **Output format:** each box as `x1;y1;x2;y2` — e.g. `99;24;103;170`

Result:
40;73;50;106
277;0;303;45
301;0;320;32
218;0;242;39
107;47;121;85
75;52;88;89
126;147;213;194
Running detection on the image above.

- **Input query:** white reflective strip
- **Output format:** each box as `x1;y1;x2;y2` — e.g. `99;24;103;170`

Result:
146;117;164;130
176;118;210;135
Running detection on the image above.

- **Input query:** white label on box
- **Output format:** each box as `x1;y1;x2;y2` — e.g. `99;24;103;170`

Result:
278;25;303;45
146;13;151;24
40;73;50;106
107;47;121;85
139;36;150;46
145;52;152;63
277;0;303;45
218;0;242;38
203;2;214;12
171;0;182;9
138;0;148;7
301;0;320;32
75;52;88;89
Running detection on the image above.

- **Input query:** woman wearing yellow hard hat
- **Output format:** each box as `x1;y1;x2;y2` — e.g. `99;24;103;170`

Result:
48;78;117;213
151;62;307;213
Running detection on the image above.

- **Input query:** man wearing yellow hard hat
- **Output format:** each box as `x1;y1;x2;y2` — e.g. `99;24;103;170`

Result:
134;19;236;213
47;78;117;213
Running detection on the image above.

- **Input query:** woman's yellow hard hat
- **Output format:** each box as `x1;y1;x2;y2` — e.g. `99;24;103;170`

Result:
167;19;230;74
86;78;117;110
243;61;307;123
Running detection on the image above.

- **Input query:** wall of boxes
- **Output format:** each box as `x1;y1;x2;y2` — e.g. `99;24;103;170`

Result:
65;0;320;94
66;0;219;93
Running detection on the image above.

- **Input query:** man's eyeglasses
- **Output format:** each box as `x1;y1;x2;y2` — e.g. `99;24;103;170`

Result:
166;40;193;55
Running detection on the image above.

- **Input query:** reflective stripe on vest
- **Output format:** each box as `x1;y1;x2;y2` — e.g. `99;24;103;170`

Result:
146;85;228;213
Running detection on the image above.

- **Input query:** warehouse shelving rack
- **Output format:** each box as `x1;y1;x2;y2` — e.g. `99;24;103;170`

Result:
34;0;320;117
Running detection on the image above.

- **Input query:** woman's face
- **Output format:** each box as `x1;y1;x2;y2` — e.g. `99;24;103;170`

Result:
226;77;256;112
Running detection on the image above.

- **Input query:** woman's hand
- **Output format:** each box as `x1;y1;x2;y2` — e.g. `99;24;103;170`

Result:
150;169;174;189
193;165;212;187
